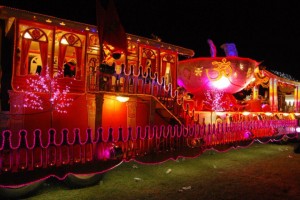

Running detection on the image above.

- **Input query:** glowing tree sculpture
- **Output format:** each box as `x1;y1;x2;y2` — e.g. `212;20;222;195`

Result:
203;89;225;111
21;71;73;114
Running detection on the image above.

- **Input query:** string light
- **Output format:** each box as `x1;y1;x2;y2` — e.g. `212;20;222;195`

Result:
271;70;298;81
203;89;225;111
16;70;73;113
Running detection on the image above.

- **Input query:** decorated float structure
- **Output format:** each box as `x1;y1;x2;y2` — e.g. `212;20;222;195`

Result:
0;5;299;198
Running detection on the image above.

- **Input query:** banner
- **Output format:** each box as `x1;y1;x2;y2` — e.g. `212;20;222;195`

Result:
96;0;127;57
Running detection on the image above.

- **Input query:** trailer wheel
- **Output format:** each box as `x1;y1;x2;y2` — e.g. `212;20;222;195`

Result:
294;143;300;153
0;180;44;199
64;173;104;188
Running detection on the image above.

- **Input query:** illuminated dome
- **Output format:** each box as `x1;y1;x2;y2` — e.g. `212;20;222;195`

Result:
177;57;258;95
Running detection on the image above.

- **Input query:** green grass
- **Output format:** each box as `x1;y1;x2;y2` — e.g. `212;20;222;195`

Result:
25;142;300;200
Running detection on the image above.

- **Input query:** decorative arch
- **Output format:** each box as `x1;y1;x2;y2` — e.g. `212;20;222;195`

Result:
141;48;157;73
20;28;48;76
58;33;83;78
161;53;176;86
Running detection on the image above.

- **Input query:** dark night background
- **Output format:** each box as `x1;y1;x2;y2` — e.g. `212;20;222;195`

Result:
2;0;300;80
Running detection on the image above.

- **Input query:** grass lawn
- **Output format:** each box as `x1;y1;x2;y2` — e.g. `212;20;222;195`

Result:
25;142;300;200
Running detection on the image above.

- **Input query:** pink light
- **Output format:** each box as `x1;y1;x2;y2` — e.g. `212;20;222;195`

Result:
17;70;73;113
211;76;230;89
96;143;115;160
204;89;225;111
103;149;111;159
243;131;252;139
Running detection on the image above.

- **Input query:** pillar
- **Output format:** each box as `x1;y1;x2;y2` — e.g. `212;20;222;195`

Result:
269;78;278;112
294;86;300;112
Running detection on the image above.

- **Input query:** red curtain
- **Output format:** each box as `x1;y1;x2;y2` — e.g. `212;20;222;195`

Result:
39;41;48;76
20;39;31;75
58;45;67;77
74;46;82;79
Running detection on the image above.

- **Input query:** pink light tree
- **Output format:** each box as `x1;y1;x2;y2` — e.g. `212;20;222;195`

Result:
19;71;73;114
203;89;225;112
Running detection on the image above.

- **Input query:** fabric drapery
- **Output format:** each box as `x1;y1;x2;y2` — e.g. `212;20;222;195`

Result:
20;39;31;75
96;0;127;62
74;46;82;79
58;45;67;77
39;41;48;76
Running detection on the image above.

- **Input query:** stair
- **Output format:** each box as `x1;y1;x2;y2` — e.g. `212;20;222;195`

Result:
136;94;183;126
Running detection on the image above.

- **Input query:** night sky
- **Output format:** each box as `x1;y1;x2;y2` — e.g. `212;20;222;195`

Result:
2;0;300;80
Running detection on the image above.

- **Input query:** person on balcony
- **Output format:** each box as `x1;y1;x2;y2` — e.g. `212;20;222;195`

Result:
64;61;76;77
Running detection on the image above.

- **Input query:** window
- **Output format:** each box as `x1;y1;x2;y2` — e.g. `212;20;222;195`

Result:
55;32;85;79
141;48;157;73
18;26;51;76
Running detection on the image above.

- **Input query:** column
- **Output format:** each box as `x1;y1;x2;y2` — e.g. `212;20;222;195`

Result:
294;86;300;112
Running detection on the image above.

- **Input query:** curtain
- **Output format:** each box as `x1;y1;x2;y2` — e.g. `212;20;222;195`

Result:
39;41;48;76
58;45;67;77
74;46;82;79
20;39;31;75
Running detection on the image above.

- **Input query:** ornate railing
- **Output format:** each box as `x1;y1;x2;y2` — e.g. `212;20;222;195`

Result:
88;65;186;122
0;119;298;186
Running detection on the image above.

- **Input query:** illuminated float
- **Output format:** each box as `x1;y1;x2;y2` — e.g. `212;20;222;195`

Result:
177;41;258;113
178;57;257;95
0;5;299;199
178;56;257;111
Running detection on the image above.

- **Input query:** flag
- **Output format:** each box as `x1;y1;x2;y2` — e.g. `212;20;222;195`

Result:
96;0;105;39
96;0;106;62
207;39;217;57
96;0;127;57
221;43;238;57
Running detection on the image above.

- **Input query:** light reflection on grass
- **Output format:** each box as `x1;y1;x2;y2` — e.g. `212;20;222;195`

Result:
26;142;300;200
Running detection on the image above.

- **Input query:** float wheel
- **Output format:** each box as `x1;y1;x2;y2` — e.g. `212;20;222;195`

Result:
0;180;44;199
64;173;104;188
